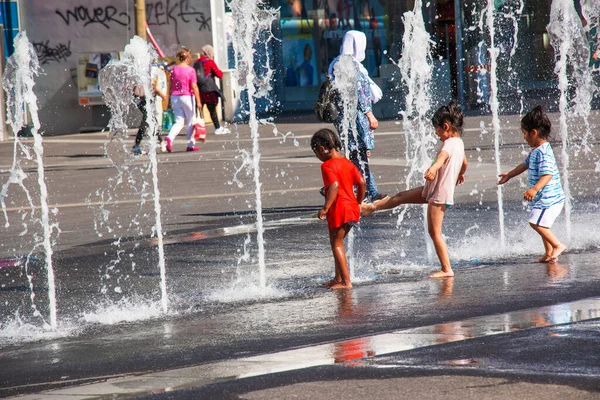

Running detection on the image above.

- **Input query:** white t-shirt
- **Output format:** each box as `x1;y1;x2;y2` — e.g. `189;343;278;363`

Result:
422;137;465;205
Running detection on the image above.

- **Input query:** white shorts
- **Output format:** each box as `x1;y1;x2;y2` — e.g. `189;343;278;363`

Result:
528;202;564;228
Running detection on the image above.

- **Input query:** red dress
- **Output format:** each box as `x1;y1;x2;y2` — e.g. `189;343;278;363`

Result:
321;157;362;229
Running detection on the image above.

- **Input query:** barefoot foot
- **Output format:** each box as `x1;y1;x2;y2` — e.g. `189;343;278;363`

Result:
428;270;455;278
549;244;567;264
534;255;551;263
330;282;352;289
323;279;341;287
360;202;375;217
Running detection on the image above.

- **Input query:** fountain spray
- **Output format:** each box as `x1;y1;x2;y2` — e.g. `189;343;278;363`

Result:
397;0;436;259
99;36;168;312
547;0;593;243
1;32;57;329
482;0;506;248
332;55;360;277
229;0;278;290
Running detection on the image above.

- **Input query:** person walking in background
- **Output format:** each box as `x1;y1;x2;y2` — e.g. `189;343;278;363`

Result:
312;128;366;290
497;105;566;264
361;102;468;279
165;48;202;152
195;45;230;135
329;30;385;202
132;64;168;155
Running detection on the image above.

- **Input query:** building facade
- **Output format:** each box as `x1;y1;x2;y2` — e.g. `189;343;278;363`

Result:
1;0;214;135
1;0;598;135
276;0;599;117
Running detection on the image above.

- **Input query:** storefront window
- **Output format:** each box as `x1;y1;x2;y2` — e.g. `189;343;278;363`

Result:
275;0;578;112
277;0;397;107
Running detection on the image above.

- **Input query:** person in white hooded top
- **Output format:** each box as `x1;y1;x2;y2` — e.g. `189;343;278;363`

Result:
328;30;385;202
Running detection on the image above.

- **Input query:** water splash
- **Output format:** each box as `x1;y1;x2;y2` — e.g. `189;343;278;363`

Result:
547;0;592;243
332;55;360;277
396;0;436;259
206;282;289;303
80;297;164;324
332;55;359;158
259;118;300;146
98;36;168;313
229;0;278;290
1;31;58;329
0;312;76;345
565;0;598;159
482;0;506;247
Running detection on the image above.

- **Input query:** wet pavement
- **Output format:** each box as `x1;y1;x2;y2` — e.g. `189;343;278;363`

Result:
1;112;600;398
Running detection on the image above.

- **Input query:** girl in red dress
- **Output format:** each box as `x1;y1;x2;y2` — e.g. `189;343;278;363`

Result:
311;129;366;289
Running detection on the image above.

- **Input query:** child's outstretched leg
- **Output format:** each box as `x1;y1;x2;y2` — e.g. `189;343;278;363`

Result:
427;203;454;278
328;224;352;289
529;223;566;264
361;186;426;216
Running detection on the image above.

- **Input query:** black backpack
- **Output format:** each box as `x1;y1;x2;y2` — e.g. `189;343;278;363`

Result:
194;60;223;99
314;76;341;123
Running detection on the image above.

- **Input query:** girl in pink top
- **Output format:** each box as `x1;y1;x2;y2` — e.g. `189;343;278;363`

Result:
361;102;468;278
164;48;202;152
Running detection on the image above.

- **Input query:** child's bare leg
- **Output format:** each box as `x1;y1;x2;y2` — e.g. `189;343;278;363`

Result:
427;203;454;278
362;186;426;216
322;278;340;287
322;246;342;286
328;224;352;289
530;223;566;263
534;237;553;263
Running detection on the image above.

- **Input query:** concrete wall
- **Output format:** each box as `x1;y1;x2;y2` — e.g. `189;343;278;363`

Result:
21;0;212;135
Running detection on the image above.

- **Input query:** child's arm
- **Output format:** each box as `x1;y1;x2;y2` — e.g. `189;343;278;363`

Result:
356;176;366;204
456;155;468;185
318;182;339;220
424;150;449;181
523;174;552;201
497;163;527;185
152;78;168;101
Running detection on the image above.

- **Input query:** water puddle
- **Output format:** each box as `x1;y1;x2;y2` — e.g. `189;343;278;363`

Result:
14;296;600;399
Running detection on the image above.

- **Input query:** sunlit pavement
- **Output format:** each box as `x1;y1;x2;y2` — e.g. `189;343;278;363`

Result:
1;113;600;399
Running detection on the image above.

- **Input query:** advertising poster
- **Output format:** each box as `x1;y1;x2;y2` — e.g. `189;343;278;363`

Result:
281;19;318;87
77;52;117;106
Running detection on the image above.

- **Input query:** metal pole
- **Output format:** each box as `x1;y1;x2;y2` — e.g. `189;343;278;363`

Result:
0;24;7;141
210;0;228;69
454;0;465;107
135;0;147;40
210;0;229;122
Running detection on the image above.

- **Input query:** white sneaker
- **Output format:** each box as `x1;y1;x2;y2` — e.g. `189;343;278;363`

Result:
214;127;231;135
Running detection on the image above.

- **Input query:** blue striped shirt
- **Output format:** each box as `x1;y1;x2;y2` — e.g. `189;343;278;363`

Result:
524;142;565;209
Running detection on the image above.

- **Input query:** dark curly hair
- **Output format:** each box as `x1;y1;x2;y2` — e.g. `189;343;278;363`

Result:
521;105;551;139
311;128;342;152
431;101;464;136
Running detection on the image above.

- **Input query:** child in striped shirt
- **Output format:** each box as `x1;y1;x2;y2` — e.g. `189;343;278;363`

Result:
497;105;566;263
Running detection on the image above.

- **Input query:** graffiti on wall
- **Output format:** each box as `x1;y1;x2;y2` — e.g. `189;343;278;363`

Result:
146;0;211;43
54;1;210;45
55;5;131;29
33;40;72;64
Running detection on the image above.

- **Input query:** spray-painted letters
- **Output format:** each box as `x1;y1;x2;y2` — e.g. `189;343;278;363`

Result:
146;0;211;43
56;6;130;29
33;40;72;64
